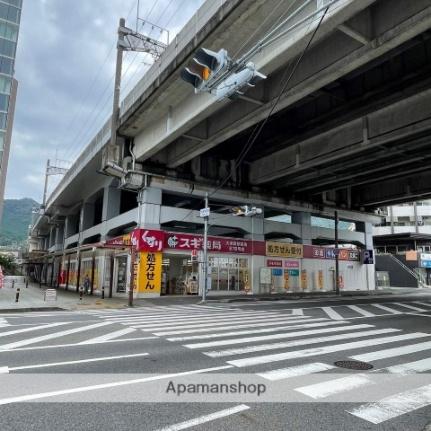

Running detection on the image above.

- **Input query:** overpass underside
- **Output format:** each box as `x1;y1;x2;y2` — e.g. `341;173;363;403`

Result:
133;0;431;211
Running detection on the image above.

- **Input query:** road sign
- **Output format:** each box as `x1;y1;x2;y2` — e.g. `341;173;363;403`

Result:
199;207;210;218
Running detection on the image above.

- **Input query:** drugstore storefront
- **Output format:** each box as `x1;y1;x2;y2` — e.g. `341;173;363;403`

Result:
128;229;265;298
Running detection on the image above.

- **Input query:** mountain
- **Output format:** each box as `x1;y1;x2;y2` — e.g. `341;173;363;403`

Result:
0;198;39;246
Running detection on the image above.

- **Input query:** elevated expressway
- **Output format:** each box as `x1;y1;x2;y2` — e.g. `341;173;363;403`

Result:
31;0;431;252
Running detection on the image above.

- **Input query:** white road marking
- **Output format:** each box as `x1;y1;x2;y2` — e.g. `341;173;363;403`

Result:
393;302;427;312
154;317;328;336
297;374;371;399
106;310;260;323
371;303;403;314
257;362;336;381
227;333;430;368
155;405;250;431
0;365;233;405
413;301;431;308
347;305;376;317
0;337;158;352
0;322;71;338
348;384;431;424
187;324;376;349
78;327;136;344
144;315;309;332
167;320;350;342
0;321;114;350
296;357;431;399
204;328;397;358
351;340;431;362
1;352;150;373
291;309;304;316
321;307;344;320
136;312;290;329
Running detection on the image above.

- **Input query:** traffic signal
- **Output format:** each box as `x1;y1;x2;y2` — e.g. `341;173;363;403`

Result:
180;47;230;92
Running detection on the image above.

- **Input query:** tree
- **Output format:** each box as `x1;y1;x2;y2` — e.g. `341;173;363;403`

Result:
0;254;18;275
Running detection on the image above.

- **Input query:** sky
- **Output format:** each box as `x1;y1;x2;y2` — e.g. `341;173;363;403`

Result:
5;0;204;203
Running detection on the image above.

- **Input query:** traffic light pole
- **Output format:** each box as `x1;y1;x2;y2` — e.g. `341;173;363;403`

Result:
202;192;209;303
335;210;340;295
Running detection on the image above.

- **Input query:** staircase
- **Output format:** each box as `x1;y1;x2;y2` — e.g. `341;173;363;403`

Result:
375;254;424;288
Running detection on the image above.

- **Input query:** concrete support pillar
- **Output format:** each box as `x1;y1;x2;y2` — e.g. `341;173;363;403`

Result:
244;214;265;294
43;236;49;250
48;227;55;248
357;221;376;291
137;187;162;229
80;202;95;232
55;224;64;247
102;184;121;222
292;211;312;245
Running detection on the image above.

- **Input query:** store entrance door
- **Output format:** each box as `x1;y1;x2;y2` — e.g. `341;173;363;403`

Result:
162;254;197;295
115;256;128;294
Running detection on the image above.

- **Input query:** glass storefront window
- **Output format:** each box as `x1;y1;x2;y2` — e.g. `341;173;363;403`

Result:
209;256;249;291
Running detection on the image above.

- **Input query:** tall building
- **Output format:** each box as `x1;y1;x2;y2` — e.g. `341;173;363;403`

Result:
0;0;22;223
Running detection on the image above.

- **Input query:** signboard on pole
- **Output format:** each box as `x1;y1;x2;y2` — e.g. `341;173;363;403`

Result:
199;207;210;218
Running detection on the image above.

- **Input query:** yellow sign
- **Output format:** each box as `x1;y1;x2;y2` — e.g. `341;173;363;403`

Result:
301;269;308;289
318;270;324;289
137;252;162;294
266;241;303;258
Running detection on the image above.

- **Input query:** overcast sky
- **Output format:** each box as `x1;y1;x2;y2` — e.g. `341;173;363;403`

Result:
5;0;204;202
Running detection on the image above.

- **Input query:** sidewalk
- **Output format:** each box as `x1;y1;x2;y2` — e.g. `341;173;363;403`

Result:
1;281;430;312
0;281;129;312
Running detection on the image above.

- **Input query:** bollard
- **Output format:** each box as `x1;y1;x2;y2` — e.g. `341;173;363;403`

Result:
101;286;105;299
79;286;84;301
15;287;20;303
25;278;29;288
11;279;15;289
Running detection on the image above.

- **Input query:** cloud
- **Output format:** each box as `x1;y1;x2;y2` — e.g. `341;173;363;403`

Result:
5;0;204;201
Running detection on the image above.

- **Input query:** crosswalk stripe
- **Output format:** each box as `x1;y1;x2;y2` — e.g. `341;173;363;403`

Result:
291;309;304;316
0;321;114;350
0;322;71;338
347;305;376;317
108;311;283;324
78;328;136;344
393;302;427;312
204;328;396;358
348;384;431;424
3;352;150;372
167;320;350;342
351;340;431;362
139;314;307;331
104;310;242;320
257;362;336;381
153;317;327;336
187;324;376;350
371;303;403;314
321;307;344;320
413;301;431;308
143;404;250;431
296;357;431;399
227;333;430;368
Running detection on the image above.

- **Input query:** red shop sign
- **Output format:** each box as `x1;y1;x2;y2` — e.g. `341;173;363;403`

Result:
131;229;164;252
267;259;283;267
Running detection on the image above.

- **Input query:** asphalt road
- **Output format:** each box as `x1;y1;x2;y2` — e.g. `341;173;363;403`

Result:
0;297;430;431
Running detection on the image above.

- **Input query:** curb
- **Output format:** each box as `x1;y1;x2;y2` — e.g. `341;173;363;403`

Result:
0;307;66;313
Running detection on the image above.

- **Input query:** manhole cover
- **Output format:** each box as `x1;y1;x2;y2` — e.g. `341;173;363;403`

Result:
334;360;373;370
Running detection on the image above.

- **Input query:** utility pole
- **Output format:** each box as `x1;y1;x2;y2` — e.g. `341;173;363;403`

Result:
42;159;50;209
335;210;340;295
42;159;69;209
202;192;209;303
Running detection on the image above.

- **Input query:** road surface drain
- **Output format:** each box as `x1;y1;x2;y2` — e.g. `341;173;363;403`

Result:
334;360;373;370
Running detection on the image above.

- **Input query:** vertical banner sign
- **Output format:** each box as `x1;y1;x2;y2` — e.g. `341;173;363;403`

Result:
318;270;324;289
137;252;162;294
284;269;289;290
301;269;308;290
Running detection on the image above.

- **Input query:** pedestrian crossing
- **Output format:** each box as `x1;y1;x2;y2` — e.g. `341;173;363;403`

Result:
225;299;431;320
93;303;431;426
